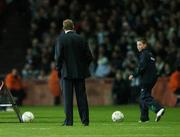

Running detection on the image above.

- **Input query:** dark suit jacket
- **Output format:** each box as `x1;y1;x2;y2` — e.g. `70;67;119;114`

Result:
55;31;93;79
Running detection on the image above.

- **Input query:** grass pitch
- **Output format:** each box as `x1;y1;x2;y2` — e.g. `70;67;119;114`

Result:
0;105;179;137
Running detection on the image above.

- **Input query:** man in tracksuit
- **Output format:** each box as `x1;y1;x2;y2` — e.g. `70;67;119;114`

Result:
129;38;165;122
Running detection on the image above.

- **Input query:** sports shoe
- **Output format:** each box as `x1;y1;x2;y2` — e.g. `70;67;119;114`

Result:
155;108;165;122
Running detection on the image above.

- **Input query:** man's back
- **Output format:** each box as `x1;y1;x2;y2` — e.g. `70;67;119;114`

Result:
56;31;92;79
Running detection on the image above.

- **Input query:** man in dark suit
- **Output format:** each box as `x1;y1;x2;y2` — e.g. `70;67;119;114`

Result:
55;19;93;126
129;38;165;122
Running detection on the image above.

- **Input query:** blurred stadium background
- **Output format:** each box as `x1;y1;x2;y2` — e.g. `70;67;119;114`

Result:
0;0;180;108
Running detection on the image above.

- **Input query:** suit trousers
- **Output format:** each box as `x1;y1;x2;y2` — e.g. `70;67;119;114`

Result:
61;78;89;125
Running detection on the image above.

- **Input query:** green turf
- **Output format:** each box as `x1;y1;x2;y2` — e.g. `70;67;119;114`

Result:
0;105;179;137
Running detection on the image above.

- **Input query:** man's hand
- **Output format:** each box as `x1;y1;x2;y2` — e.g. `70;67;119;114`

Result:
128;75;134;80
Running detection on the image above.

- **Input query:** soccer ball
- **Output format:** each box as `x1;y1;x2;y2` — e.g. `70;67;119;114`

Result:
112;111;124;122
22;111;34;122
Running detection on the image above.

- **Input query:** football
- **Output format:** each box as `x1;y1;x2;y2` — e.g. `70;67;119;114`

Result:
22;111;34;122
112;111;124;122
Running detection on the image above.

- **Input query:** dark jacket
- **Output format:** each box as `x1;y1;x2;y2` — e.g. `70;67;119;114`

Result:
134;48;157;85
55;31;93;79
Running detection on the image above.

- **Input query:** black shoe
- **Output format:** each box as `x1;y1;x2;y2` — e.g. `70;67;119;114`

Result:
155;108;165;122
138;120;149;123
61;122;73;126
61;123;73;126
83;123;89;126
62;119;73;126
